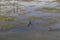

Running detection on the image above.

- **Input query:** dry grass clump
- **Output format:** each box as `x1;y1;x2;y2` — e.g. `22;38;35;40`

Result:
0;4;6;6
19;22;27;26
41;23;50;27
4;0;11;1
0;15;16;22
35;7;59;12
19;11;28;15
35;7;42;11
5;10;12;14
48;28;60;31
49;20;58;24
41;8;58;12
0;24;15;30
55;0;60;3
56;17;60;20
41;19;58;27
21;0;33;2
28;16;43;21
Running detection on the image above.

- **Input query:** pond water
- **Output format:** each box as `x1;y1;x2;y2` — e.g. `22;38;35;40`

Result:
0;0;60;31
0;0;60;40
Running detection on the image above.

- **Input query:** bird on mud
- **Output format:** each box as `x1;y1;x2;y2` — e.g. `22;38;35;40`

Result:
27;20;32;27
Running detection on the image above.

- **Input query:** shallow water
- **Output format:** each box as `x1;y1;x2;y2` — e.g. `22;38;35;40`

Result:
0;0;60;31
0;0;60;40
